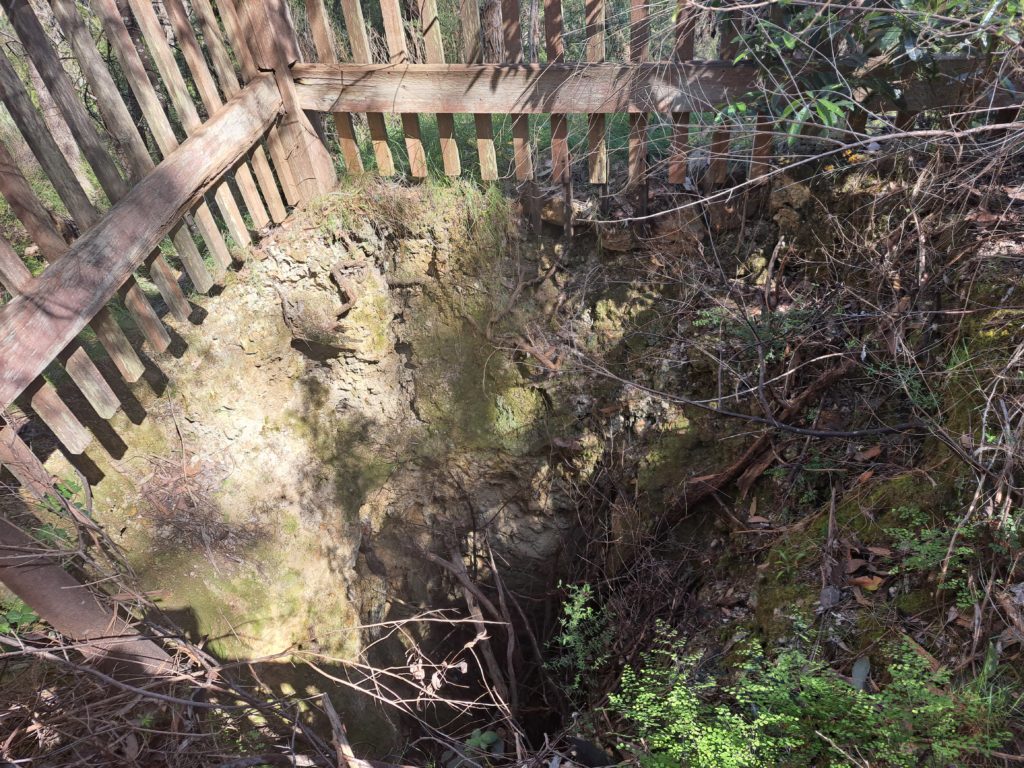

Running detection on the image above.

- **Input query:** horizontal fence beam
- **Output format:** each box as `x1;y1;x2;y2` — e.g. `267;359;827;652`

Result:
294;62;755;114
0;74;283;411
294;60;1021;116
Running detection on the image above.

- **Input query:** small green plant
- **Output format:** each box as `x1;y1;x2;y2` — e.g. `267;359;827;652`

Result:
610;634;1009;767
547;583;612;707
887;505;980;609
0;597;39;636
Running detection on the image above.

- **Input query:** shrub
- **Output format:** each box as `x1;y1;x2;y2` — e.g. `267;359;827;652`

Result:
610;637;1009;767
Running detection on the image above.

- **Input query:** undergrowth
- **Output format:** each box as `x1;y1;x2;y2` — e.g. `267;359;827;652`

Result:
610;633;1010;767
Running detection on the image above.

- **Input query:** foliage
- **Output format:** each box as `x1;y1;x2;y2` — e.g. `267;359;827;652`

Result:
610;635;1009;767
547;583;613;706
0;597;39;636
728;0;1022;134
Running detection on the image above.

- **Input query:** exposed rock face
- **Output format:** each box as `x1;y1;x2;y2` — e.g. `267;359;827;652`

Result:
53;182;573;700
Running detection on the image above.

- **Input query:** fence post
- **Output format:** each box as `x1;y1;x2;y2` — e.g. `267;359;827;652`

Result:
241;0;338;201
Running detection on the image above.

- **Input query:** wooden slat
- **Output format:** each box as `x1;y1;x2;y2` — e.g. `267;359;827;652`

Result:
628;0;649;208
379;0;428;178
501;0;534;180
27;381;91;455
0;141;124;418
90;0;236;276
53;0;215;291
304;0;365;174
0;515;173;676
750;112;773;180
65;349;121;420
4;0;190;323
420;0;461;176
544;0;568;184
0;41;169;357
584;0;607;184
705;11;740;190
0;240;92;453
460;0;498;181
218;0;302;203
189;0;288;223
0;61;147;382
669;0;694;184
125;0;253;250
237;0;301;71
233;0;338;200
162;0;271;230
0;427;54;499
0;74;283;411
332;0;395;175
294;62;755;114
0;219;122;422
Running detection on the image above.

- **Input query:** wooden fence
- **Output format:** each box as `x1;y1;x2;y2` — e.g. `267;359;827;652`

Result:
0;0;1018;498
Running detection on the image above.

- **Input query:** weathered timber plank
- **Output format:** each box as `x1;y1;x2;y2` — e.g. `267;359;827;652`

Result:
234;0;337;200
0;75;283;411
4;1;187;329
0;241;89;453
216;0;301;203
379;0;428;178
126;0;253;249
628;0;649;202
335;0;395;175
64;348;120;420
90;0;235;277
0;427;54;499
420;0;461;176
584;0;606;184
750;112;773;180
305;0;365;174
189;0;288;222
0;140;134;411
0;514;173;676
162;0;271;231
27;380;91;455
500;0;534;180
460;0;498;181
0;54;170;358
705;11;740;190
0;226;120;421
544;0;568;184
668;0;694;184
0;56;151;380
53;0;215;289
293;62;756;114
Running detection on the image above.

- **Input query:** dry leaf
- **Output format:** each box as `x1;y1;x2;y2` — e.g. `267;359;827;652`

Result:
856;469;875;485
748;515;770;525
854;445;883;462
867;546;892;557
849;575;885;590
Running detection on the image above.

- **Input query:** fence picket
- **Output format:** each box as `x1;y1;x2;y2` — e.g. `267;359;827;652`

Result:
49;0;212;299
584;0;607;185
380;0;429;178
126;0;256;248
163;0;271;231
188;0;288;222
304;0;365;175
91;0;237;276
460;0;499;180
669;0;694;184
421;0;462;176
